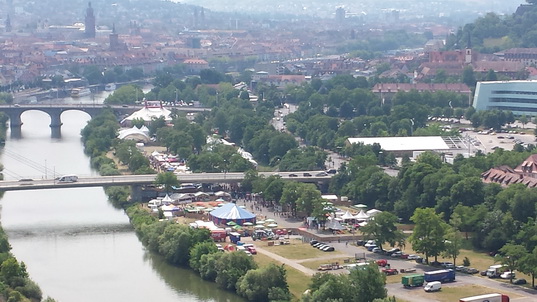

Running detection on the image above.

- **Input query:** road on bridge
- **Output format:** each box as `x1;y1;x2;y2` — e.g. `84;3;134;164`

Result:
0;171;332;191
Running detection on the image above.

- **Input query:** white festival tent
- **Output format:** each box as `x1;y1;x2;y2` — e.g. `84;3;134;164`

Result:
354;210;370;221
340;210;355;221
366;209;382;217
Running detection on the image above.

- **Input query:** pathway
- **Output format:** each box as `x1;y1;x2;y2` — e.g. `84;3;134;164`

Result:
249;243;317;276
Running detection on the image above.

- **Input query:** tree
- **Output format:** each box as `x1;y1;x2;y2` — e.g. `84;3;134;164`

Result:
409;208;448;264
198;252;222;281
520;115;529;128
519;246;537;288
189;242;218;272
360;212;405;251
215;251;257;291
498;243;527;283
442;228;463;265
154;172;179;194
348;263;387;302
236;263;290;302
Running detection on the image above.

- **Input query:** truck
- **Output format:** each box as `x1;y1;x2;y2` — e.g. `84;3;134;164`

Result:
423;269;455;283
57;174;78;182
486;264;507;278
401;274;424;287
459;293;510;302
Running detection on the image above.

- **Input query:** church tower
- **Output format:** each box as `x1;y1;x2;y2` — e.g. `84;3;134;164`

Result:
85;2;96;38
5;14;11;33
465;33;472;64
109;23;119;51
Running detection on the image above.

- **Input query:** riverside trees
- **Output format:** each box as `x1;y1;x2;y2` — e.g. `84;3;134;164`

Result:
126;206;290;302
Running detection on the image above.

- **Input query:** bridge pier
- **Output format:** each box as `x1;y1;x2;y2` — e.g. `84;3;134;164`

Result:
49;110;63;139
51;126;62;139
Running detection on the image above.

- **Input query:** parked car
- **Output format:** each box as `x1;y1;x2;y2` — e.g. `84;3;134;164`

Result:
391;251;403;258
372;247;383;253
364;240;377;248
465;267;479;274
356;240;365;246
455;265;465;272
500;271;515;279
321;246;335;252
326;169;337;174
367;245;377;252
310;240;319;246
376;259;388;267
386;248;400;256
440;262;454;269
382;268;399;275
514;278;527;285
407;254;422;260
243;244;257;255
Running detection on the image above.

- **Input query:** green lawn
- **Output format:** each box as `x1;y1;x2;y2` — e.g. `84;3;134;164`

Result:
263;241;341;259
253;253;309;302
409;284;520;302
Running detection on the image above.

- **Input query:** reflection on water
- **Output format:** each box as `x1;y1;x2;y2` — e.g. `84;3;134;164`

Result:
0;109;242;302
145;252;243;302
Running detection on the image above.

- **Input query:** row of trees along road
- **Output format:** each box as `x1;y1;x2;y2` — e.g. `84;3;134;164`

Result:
345;148;537;287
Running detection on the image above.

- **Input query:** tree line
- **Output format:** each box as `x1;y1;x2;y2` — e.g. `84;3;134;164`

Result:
126;206;291;302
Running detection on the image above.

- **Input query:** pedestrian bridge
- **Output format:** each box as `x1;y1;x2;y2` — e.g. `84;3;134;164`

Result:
0;104;210;138
0;172;332;199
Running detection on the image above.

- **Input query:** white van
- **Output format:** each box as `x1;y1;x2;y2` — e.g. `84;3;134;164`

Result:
424;281;441;292
57;174;79;182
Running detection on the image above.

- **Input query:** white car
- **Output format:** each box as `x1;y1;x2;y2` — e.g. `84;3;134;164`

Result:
364;240;377;248
500;271;515;279
407;254;421;260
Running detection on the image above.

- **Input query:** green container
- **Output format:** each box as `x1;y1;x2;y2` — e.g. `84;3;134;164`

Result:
401;274;424;287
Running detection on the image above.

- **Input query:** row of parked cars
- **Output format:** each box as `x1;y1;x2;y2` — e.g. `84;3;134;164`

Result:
309;240;335;252
358;240;424;261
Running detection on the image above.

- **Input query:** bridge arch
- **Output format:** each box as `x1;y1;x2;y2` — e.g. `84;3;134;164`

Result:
5;107;101;138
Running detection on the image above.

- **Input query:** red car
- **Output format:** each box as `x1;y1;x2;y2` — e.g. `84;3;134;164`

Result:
382;268;399;275
376;259;388;267
243;244;257;255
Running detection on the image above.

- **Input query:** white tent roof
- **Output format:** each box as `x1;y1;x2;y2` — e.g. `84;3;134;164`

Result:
355;210;370;220
209;203;255;220
326;219;345;230
121;101;173;123
162;194;173;203
347;136;450;152
366;209;382;216
341;210;355;220
117;126;151;142
321;194;338;201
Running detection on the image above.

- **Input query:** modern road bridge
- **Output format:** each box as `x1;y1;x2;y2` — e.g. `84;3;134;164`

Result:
0;104;211;138
0;172;332;200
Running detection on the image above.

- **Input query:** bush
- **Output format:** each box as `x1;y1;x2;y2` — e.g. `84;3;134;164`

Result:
463;256;470;266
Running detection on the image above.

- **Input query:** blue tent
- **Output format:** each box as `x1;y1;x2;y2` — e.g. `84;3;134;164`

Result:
209;203;256;226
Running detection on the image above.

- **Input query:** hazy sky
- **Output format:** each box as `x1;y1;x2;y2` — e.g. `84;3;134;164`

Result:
176;0;527;17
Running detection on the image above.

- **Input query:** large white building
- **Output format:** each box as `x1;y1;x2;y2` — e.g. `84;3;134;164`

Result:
473;80;537;115
346;136;451;156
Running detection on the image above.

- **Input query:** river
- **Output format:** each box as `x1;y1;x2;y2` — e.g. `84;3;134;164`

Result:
0;91;241;302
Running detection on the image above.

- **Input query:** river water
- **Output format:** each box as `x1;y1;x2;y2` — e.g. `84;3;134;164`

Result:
0;91;241;302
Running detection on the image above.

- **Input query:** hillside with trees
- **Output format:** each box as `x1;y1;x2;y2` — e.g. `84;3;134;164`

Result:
446;1;537;53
